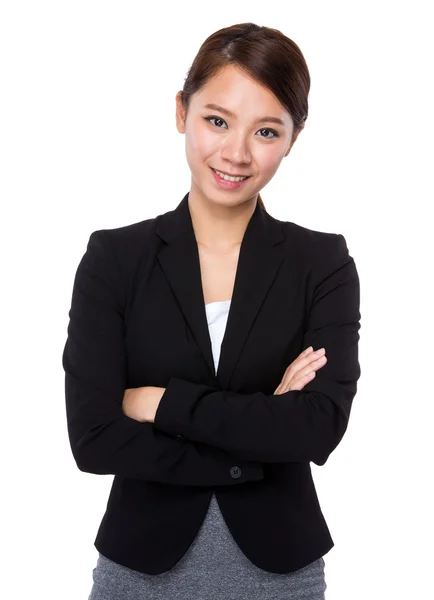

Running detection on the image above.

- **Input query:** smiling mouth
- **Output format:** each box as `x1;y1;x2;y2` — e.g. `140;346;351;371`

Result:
211;167;251;179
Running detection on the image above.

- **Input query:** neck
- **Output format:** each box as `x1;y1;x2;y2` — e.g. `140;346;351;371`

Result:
188;181;258;252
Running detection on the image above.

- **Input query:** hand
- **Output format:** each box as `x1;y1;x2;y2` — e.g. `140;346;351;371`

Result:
122;386;166;423
274;346;327;394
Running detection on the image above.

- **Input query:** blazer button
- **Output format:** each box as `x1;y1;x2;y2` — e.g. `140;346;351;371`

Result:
230;466;242;479
176;434;185;441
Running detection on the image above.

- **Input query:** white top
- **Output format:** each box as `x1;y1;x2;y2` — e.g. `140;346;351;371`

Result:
204;300;231;375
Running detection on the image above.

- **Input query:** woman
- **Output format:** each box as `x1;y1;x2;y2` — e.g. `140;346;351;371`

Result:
63;22;361;599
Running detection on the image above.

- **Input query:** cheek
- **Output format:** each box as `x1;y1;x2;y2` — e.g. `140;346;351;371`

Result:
185;125;217;160
256;148;283;178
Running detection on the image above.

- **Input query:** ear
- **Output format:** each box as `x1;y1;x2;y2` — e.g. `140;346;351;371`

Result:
175;91;186;134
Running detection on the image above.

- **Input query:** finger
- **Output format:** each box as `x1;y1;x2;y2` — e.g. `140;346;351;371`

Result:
283;347;325;379
292;348;325;376
277;348;326;394
296;357;327;383
303;348;325;364
278;355;326;394
279;370;316;394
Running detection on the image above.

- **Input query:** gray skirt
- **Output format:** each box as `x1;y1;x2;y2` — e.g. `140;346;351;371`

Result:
89;494;327;600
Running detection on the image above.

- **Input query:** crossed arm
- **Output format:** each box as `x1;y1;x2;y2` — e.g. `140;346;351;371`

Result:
63;229;360;485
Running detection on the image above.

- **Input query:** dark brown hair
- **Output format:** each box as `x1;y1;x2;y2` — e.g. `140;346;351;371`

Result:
180;22;311;213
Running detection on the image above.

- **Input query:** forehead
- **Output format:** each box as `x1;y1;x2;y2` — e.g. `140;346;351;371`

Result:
192;64;289;119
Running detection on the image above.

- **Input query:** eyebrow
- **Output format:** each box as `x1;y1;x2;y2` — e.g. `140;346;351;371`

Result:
203;103;286;127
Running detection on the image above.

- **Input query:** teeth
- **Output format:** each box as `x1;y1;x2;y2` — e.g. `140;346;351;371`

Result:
213;169;248;182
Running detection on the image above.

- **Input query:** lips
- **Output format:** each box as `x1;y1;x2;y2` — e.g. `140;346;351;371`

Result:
211;167;251;178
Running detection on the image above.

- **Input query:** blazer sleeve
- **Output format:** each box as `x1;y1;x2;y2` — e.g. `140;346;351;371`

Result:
62;230;264;486
153;233;361;466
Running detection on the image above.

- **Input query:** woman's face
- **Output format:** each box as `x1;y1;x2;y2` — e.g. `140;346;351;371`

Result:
176;64;297;208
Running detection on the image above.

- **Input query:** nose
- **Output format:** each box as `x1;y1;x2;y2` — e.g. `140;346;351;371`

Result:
220;132;252;165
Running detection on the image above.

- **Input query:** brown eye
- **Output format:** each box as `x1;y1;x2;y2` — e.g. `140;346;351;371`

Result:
258;128;279;139
204;116;279;139
204;116;227;128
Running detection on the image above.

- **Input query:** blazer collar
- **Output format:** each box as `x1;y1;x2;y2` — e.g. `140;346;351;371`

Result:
156;192;287;389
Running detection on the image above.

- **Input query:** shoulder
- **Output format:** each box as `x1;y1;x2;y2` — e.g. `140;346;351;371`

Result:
267;214;358;291
270;217;359;302
273;216;352;263
93;214;159;252
88;210;164;270
80;214;162;302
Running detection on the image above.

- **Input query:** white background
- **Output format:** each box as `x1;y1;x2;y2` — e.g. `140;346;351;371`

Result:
1;1;433;598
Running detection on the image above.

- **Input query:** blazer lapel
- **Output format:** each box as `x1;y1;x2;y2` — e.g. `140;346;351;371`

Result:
156;193;286;389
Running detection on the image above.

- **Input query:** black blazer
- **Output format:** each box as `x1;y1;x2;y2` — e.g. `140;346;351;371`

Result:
62;192;361;575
